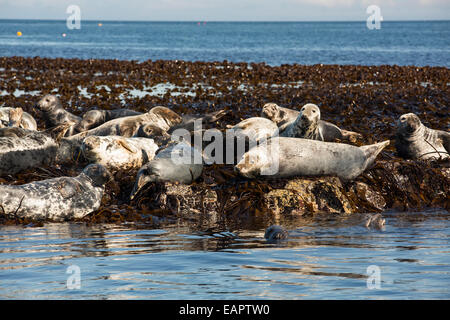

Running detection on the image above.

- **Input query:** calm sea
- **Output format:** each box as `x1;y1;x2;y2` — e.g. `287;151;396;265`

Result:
0;20;449;66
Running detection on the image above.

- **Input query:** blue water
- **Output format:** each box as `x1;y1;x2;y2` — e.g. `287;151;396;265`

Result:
0;210;449;299
0;20;449;66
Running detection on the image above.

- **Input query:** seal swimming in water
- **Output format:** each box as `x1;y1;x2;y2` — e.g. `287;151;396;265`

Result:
76;108;143;132
395;113;449;160
0;164;111;221
281;104;362;142
35;94;81;136
81;136;159;172
68;106;182;143
235;137;389;181
0;127;59;176
363;213;386;230
264;225;289;241
0;107;38;130
129;141;204;200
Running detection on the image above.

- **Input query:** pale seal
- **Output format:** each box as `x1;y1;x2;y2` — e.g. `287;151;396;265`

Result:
281;103;362;142
130;141;203;200
229;117;279;143
68;106;182;143
0;127;58;176
261;103;300;132
76;108;142;132
395;113;449;160
0;107;38;130
264;225;289;241
81;136;159;172
35;94;81;136
0;164;111;221
235;137;389;181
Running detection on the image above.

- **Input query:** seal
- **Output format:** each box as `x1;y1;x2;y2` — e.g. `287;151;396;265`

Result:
363;213;386;230
0;107;38;130
235;137;389;181
0;127;58;176
169;109;228;133
261;103;300;132
395;113;449;160
68;106;182;142
264;225;289;241
0;164;111;221
129;141;203;200
281;103;362;142
229;117;279;143
76;108;142;132
81;135;159;172
35;94;81;136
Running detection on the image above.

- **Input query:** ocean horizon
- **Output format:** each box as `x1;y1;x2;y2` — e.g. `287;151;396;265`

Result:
1;19;449;66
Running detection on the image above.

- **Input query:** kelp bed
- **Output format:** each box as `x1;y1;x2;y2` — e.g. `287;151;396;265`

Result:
0;56;448;228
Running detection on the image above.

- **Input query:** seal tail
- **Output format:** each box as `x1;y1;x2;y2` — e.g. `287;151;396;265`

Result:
359;140;390;170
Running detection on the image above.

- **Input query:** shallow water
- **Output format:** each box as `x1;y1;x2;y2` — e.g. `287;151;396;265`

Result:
0;209;449;299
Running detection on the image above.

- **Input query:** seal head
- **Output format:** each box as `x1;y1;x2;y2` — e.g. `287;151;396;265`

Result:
264;225;289;241
81;163;112;187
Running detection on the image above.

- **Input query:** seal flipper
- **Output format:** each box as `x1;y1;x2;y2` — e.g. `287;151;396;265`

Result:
359;140;390;170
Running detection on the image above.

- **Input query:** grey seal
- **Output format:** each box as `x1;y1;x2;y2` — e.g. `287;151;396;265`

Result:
281;103;362;142
0;107;37;130
130;141;204;200
235;137;389;181
35;94;81;136
76;108;142;132
0;164;111;221
395;113;449;160
229;117;279;143
68;106;182;143
363;213;386;230
261;103;300;132
0;127;59;176
81;135;159;172
264;225;289;241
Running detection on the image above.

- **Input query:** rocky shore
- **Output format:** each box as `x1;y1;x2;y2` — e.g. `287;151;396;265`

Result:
0;56;448;227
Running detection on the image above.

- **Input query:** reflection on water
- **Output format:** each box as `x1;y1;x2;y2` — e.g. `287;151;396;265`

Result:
0;209;449;299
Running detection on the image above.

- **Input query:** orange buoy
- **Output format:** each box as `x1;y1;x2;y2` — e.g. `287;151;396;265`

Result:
98;23;102;27
17;31;22;36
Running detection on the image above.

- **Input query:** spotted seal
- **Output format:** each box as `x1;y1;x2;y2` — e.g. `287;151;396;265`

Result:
0;107;38;130
81;136;159;172
76;108;142;132
235;137;389;181
264;225;289;241
229;117;279;143
281;104;362;142
68;106;182;143
395;113;449;160
35;94;81;136
0;127;59;176
0;164;111;221
130;141;203;200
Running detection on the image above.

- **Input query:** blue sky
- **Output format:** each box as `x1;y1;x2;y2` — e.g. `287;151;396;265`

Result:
1;0;449;21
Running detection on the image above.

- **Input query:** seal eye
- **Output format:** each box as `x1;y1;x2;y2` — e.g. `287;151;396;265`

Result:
312;110;316;113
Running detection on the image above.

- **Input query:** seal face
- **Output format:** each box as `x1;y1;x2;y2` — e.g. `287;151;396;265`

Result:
264;225;288;241
35;94;81;136
0;107;38;130
81;135;159;172
261;103;299;132
395;113;449;160
129;141;203;200
0;127;58;176
235;137;389;181
0;163;111;221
